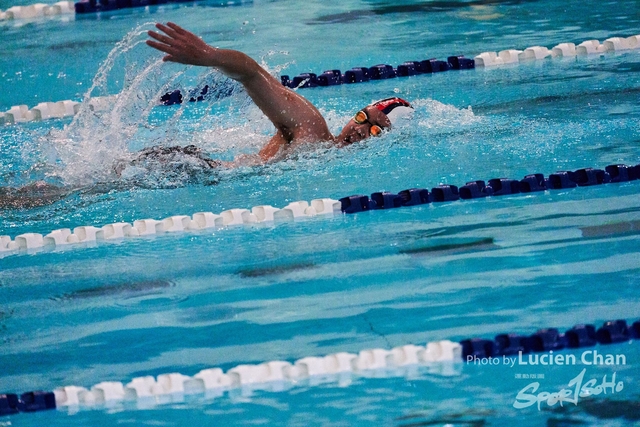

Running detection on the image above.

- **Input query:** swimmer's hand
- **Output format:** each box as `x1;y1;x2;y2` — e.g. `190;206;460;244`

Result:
147;22;218;67
146;22;256;82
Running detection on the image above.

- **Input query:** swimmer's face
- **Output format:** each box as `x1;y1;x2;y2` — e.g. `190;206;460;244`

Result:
336;105;392;146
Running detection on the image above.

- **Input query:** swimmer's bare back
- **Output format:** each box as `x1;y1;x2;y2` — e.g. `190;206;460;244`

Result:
0;181;71;210
146;22;334;163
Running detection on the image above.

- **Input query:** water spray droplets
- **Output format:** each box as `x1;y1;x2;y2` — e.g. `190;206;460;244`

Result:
46;23;252;189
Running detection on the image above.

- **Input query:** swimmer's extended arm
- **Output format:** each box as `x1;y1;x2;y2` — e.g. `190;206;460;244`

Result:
147;22;333;161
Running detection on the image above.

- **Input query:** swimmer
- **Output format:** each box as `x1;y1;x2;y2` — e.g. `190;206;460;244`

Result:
146;22;414;164
1;24;414;210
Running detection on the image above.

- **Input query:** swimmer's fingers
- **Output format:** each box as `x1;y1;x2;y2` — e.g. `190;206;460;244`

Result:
147;39;210;64
156;22;201;45
147;30;189;61
147;30;174;47
165;22;189;36
148;22;217;66
154;22;182;41
146;39;179;59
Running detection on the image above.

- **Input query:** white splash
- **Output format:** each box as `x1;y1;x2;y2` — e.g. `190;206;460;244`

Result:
412;98;481;130
44;23;257;188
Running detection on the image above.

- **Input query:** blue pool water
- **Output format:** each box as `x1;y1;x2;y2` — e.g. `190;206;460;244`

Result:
1;0;640;425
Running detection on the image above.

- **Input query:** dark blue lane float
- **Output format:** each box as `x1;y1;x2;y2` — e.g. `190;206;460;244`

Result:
565;324;597;348
596;319;631;344
75;0;248;13
0;394;19;416
162;54;475;102
462;319;640;361
281;55;474;89
0;391;55;417
17;391;56;412
460;180;493;199
398;188;430;206
370;192;403;209
75;0;193;13
339;162;640;214
338;195;376;214
160;84;235;106
488;178;520;196
494;334;529;356
519;173;547;193
529;328;565;352
431;185;460;202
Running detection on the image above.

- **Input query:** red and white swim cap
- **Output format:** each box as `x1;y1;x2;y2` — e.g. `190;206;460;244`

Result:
372;97;413;125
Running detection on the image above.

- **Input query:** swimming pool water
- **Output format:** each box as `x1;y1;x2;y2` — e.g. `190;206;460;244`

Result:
1;0;640;425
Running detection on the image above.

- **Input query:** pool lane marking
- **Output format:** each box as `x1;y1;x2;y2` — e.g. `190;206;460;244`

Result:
2;33;639;124
2;164;640;257
1;319;638;415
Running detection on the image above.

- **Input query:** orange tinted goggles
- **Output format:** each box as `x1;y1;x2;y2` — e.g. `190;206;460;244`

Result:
353;110;383;137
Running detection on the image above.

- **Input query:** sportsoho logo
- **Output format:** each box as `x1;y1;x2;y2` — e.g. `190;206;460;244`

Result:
512;350;626;410
467;350;628;410
513;368;624;410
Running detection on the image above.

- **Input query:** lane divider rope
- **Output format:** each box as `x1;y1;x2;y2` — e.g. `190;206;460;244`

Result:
1;163;639;258
1;318;638;416
277;34;640;90
3;33;639;122
0;0;248;19
0;1;73;20
72;0;248;14
0;199;343;255
1;96;115;125
337;164;640;213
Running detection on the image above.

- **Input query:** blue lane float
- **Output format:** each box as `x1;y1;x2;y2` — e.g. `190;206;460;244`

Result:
0;394;19;416
488;178;520;196
430;185;460;202
371;192;403;209
74;0;249;14
519;174;547;193
339;162;640;214
494;334;529;356
462;319;640;361
280;56;473;90
398;188;430;206
0;391;55;416
565;324;597;348
607;164;637;182
460;180;492;199
596;320;631;344
75;0;184;13
338;195;375;214
17;391;56;413
160;84;236;106
529;328;565;352
547;171;578;189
